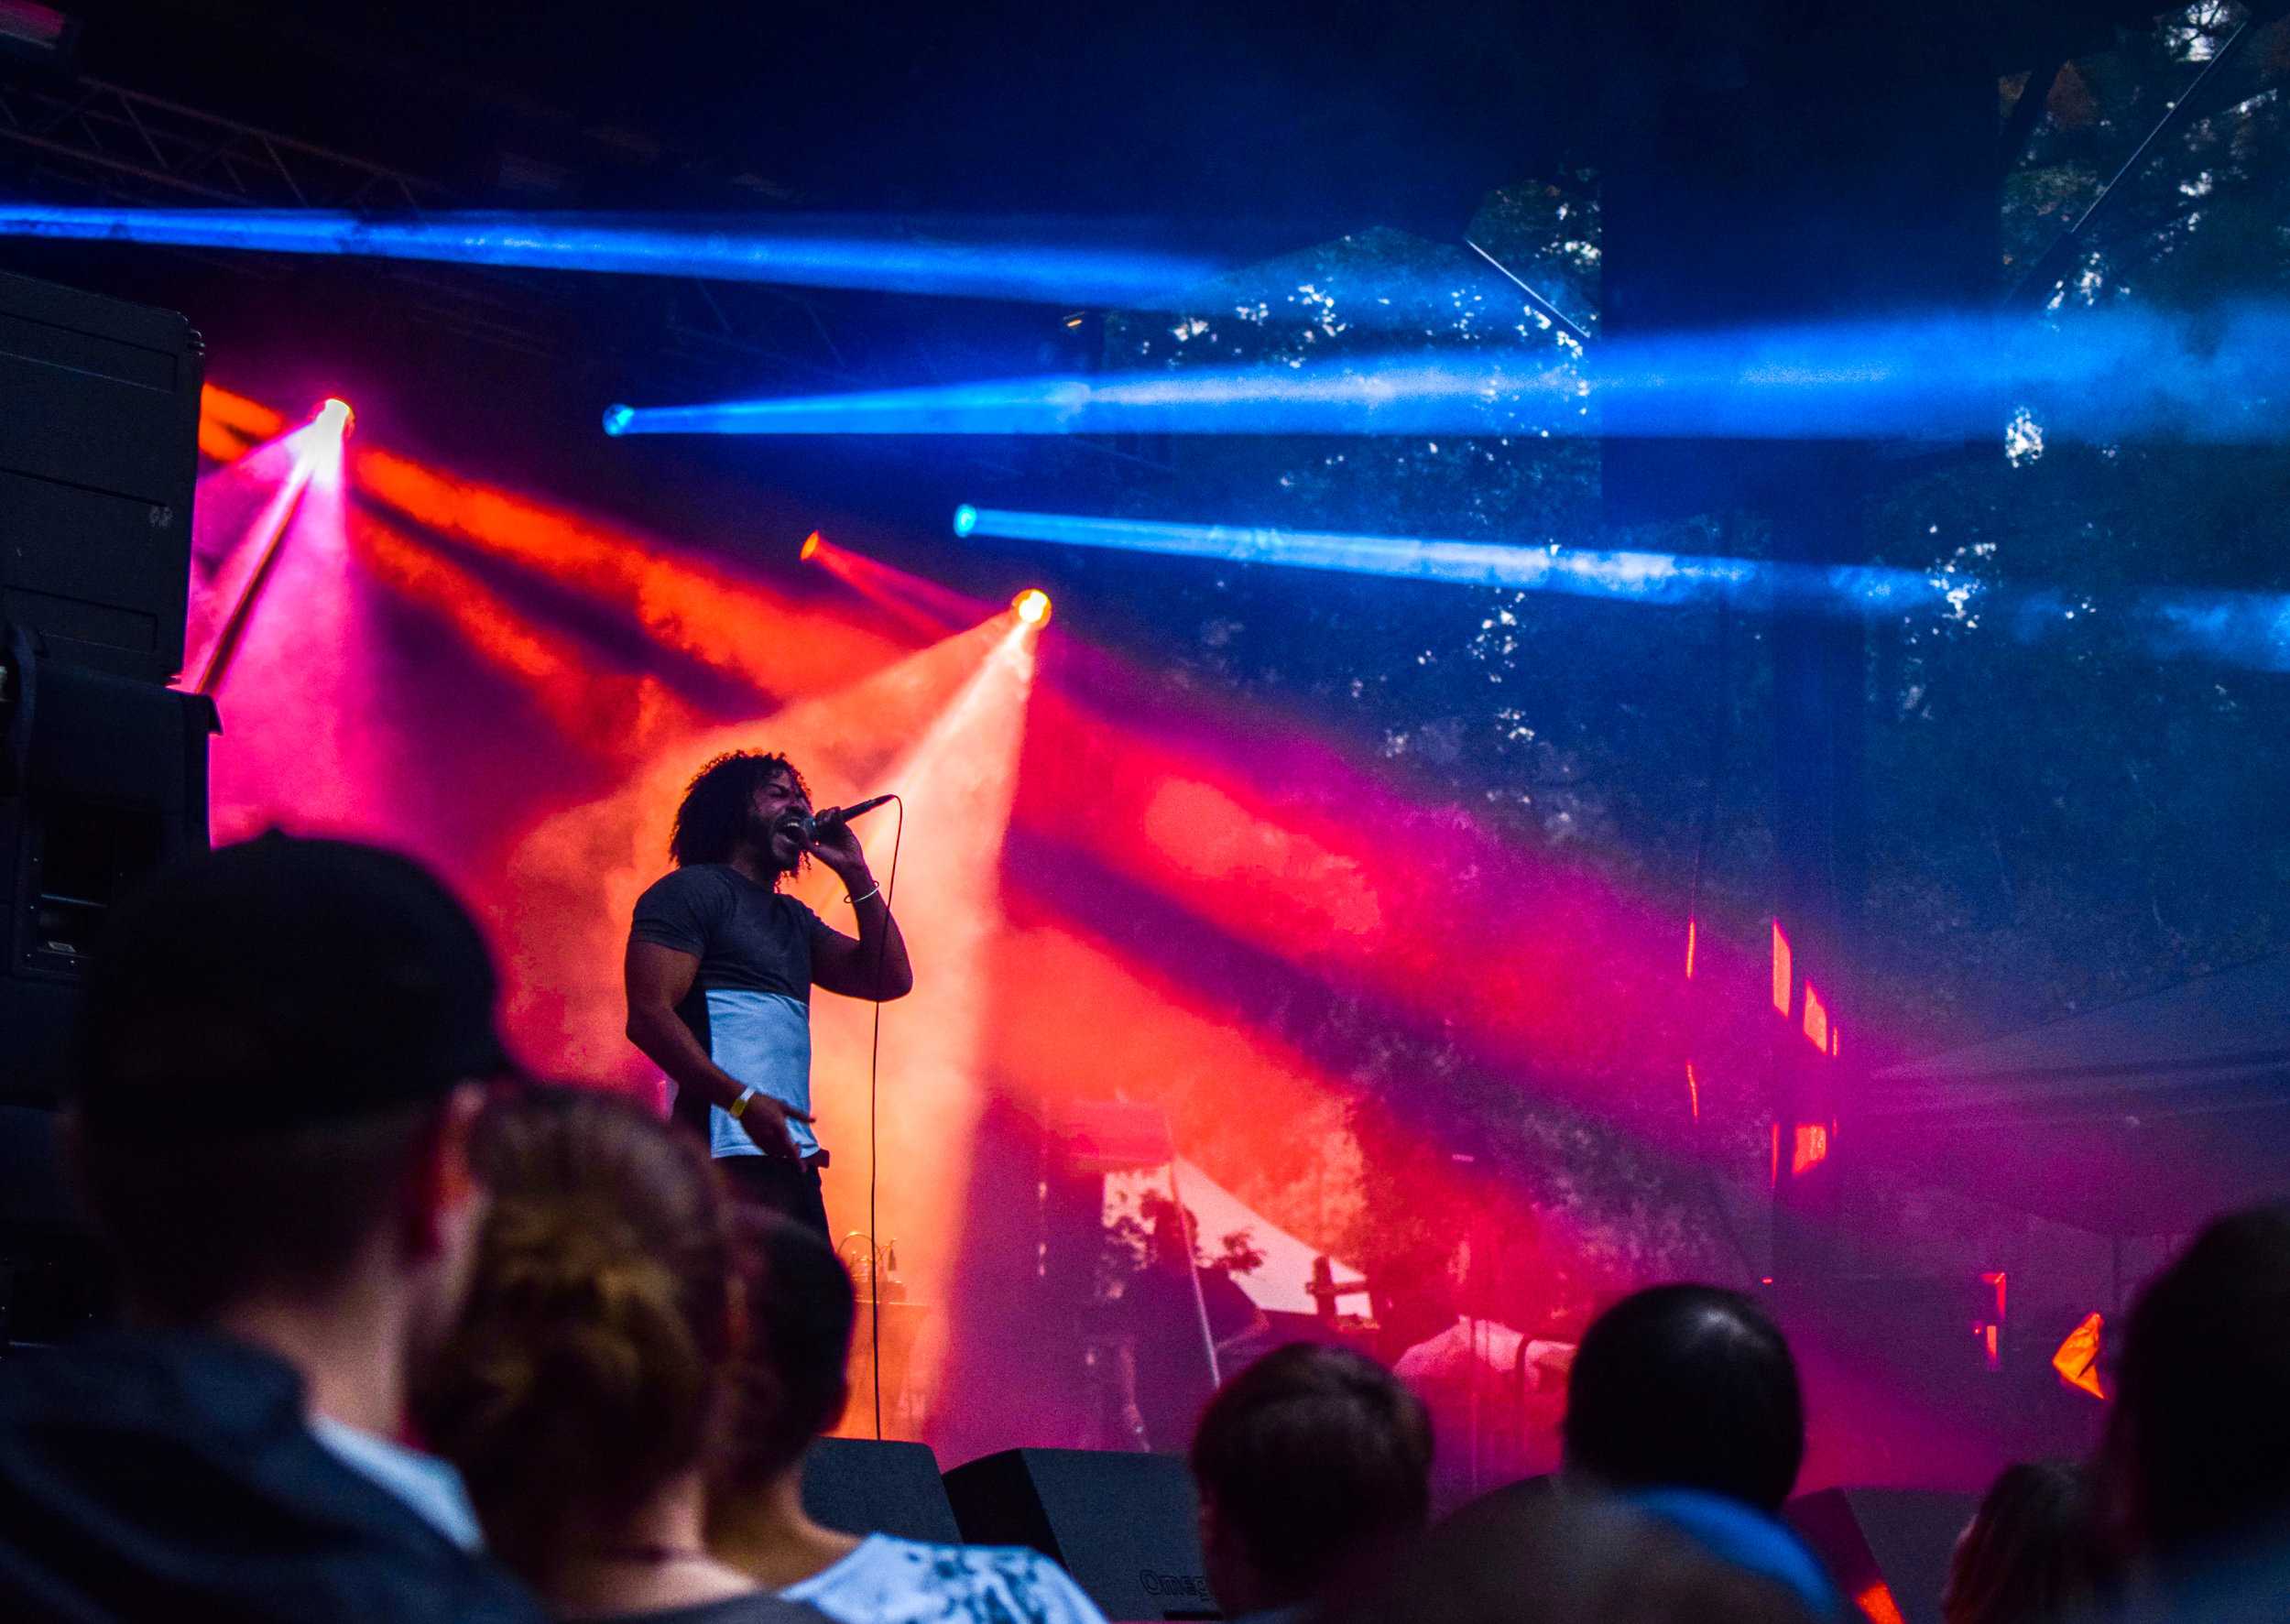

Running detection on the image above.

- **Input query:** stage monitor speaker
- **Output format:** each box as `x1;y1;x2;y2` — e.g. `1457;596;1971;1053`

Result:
943;1447;1216;1621
0;1103;107;1352
0;638;215;1105
1785;1487;1976;1624
0;268;203;684
802;1437;962;1545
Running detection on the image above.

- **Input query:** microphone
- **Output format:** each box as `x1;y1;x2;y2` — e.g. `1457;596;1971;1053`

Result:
791;793;895;843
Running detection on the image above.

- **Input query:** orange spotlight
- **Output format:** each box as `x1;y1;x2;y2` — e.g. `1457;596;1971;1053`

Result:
801;529;823;561
1014;588;1052;627
317;397;354;437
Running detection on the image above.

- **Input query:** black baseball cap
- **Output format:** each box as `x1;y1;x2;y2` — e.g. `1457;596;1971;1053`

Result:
75;833;519;1136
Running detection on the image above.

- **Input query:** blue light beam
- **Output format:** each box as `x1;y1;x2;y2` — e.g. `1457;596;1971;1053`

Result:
604;303;2290;443
606;359;1574;438
0;206;1222;305
955;507;1870;606
950;506;2290;673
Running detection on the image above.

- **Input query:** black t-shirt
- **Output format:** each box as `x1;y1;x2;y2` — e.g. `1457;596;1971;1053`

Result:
632;865;824;1002
630;865;828;1139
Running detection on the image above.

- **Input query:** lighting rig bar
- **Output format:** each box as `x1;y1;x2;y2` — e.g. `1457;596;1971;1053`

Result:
0;72;434;210
0;63;854;392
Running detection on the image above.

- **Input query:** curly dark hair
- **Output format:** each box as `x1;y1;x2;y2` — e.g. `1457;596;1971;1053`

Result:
669;751;810;870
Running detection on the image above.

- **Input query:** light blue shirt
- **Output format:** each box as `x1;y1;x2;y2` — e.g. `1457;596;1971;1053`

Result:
701;986;819;1159
309;1414;485;1553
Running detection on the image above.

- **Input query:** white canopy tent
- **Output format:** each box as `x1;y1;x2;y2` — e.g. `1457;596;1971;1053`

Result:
1104;1156;1364;1315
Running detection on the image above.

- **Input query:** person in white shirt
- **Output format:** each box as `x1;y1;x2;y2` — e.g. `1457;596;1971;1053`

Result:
707;1212;1107;1624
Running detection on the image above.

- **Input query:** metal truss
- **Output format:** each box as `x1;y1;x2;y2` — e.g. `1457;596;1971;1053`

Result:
0;66;858;390
0;73;439;209
0;64;1164;478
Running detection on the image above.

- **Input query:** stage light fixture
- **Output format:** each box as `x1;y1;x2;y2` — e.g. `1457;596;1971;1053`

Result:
953;504;979;538
0;2;78;62
1013;588;1052;627
316;397;354;436
602;403;635;436
800;530;823;561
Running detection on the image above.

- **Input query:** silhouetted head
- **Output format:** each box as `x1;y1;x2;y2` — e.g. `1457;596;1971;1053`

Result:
1190;1342;1433;1616
1944;1462;2112;1624
714;1210;857;1496
1563;1284;1804;1514
71;834;507;1343
2103;1204;2290;1564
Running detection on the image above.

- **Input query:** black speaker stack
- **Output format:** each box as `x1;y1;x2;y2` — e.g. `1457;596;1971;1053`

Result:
945;1447;1216;1621
802;1437;965;1545
0;268;212;1346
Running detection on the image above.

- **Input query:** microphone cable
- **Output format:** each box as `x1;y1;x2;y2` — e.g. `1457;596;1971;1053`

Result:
863;797;904;1440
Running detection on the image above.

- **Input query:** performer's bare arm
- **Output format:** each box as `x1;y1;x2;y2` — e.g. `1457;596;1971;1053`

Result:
803;821;915;1002
623;938;809;1159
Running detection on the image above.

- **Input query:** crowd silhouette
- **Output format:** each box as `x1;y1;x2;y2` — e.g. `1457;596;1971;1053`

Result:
1;834;2282;1623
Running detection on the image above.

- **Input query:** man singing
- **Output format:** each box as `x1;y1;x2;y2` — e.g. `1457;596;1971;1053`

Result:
626;750;913;1237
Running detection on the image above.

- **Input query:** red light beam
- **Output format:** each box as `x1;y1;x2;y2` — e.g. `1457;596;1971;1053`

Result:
354;446;910;700
806;533;1001;639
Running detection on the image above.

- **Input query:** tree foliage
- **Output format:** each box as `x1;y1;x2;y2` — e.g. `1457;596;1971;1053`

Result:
1092;7;2290;1324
